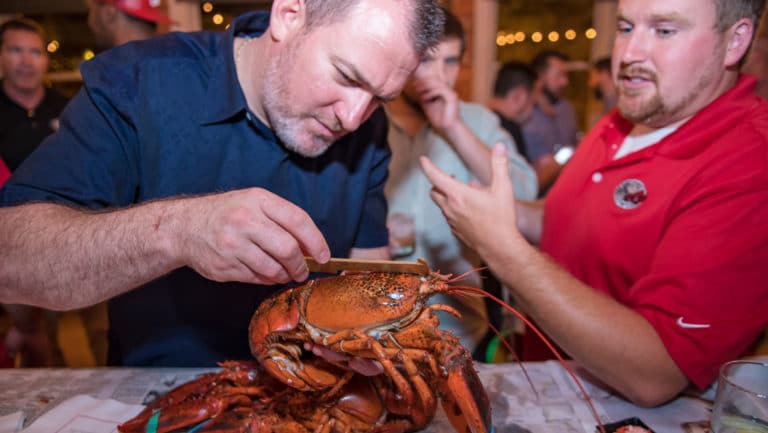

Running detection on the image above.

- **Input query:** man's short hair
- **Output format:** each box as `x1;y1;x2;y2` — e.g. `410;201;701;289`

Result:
714;0;766;33
530;50;569;75
0;17;47;49
441;6;465;56
593;56;611;73
302;0;444;57
493;61;537;97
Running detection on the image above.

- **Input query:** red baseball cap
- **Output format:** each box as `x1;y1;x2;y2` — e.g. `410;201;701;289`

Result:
97;0;171;24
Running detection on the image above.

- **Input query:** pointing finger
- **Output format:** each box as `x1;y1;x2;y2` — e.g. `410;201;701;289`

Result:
420;155;462;193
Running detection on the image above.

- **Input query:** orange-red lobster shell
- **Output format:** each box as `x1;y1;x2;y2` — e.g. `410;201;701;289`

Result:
248;271;491;433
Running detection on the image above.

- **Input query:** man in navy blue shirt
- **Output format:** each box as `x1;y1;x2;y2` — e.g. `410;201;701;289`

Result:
0;0;444;366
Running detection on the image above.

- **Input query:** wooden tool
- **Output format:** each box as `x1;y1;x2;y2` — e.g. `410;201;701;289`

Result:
305;257;430;276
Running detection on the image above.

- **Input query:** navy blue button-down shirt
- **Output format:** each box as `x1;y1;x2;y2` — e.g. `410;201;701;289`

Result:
0;11;391;366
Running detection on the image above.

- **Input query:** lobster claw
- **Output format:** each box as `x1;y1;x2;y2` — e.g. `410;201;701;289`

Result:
438;348;492;433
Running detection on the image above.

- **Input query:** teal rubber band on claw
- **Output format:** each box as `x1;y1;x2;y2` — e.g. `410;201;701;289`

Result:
187;420;210;433
145;410;160;433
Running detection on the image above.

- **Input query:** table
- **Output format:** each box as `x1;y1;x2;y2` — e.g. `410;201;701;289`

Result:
0;361;713;433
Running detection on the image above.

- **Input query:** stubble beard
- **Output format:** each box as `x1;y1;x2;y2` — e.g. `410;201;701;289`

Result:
618;85;664;124
617;65;713;126
261;44;335;158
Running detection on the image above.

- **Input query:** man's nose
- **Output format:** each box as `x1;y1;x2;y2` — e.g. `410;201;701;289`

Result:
433;62;447;82
337;90;375;132
618;30;651;64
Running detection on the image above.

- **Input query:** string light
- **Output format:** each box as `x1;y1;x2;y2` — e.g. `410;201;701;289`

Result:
202;2;213;13
495;27;599;47
212;13;224;25
47;40;60;53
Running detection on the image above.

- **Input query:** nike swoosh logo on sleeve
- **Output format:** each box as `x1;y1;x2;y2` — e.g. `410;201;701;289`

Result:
676;317;711;329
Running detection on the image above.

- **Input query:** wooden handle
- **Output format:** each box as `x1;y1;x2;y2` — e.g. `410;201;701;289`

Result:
305;257;430;276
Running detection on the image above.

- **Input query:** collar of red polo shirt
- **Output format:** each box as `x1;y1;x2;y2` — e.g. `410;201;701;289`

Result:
97;0;171;24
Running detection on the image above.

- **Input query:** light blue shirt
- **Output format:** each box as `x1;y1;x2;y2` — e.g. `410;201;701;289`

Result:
385;101;537;352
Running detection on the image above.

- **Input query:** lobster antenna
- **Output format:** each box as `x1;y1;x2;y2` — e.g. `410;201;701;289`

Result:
484;320;540;401
447;266;488;283
456;286;607;433
444;284;539;398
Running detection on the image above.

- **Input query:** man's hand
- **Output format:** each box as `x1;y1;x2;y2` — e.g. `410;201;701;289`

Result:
412;75;460;135
173;187;330;285
419;143;524;255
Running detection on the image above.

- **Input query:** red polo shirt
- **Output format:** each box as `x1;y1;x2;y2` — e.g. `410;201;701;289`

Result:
539;75;768;389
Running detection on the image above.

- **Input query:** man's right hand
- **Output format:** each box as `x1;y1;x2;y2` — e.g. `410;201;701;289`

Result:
172;187;330;285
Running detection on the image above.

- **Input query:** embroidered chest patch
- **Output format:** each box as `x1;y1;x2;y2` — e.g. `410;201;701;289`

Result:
614;179;648;209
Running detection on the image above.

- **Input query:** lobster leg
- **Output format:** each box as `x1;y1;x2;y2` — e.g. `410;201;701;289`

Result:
260;351;341;390
436;343;492;433
322;330;415;408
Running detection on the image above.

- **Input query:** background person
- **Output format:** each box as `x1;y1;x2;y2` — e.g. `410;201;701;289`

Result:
589;56;617;119
0;0;444;367
384;8;536;357
0;156;10;368
488;61;538;162
420;0;768;407
0;18;68;172
522;50;580;195
0;17;70;368
87;0;170;49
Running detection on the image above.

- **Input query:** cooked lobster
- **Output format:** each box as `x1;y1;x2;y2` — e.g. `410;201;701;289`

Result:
118;270;492;433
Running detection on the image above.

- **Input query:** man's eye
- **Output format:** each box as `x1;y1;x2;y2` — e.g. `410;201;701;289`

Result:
337;70;354;85
617;21;632;34
656;27;677;37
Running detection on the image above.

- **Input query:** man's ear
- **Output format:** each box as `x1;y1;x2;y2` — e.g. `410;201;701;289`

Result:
269;0;307;42
724;18;755;67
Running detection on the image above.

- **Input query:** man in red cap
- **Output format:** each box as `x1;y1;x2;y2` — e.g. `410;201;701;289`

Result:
87;0;170;49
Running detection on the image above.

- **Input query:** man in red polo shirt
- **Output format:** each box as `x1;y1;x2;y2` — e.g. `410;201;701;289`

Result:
421;0;768;407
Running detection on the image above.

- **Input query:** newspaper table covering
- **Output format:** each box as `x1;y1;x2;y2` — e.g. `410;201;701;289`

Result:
0;361;712;433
